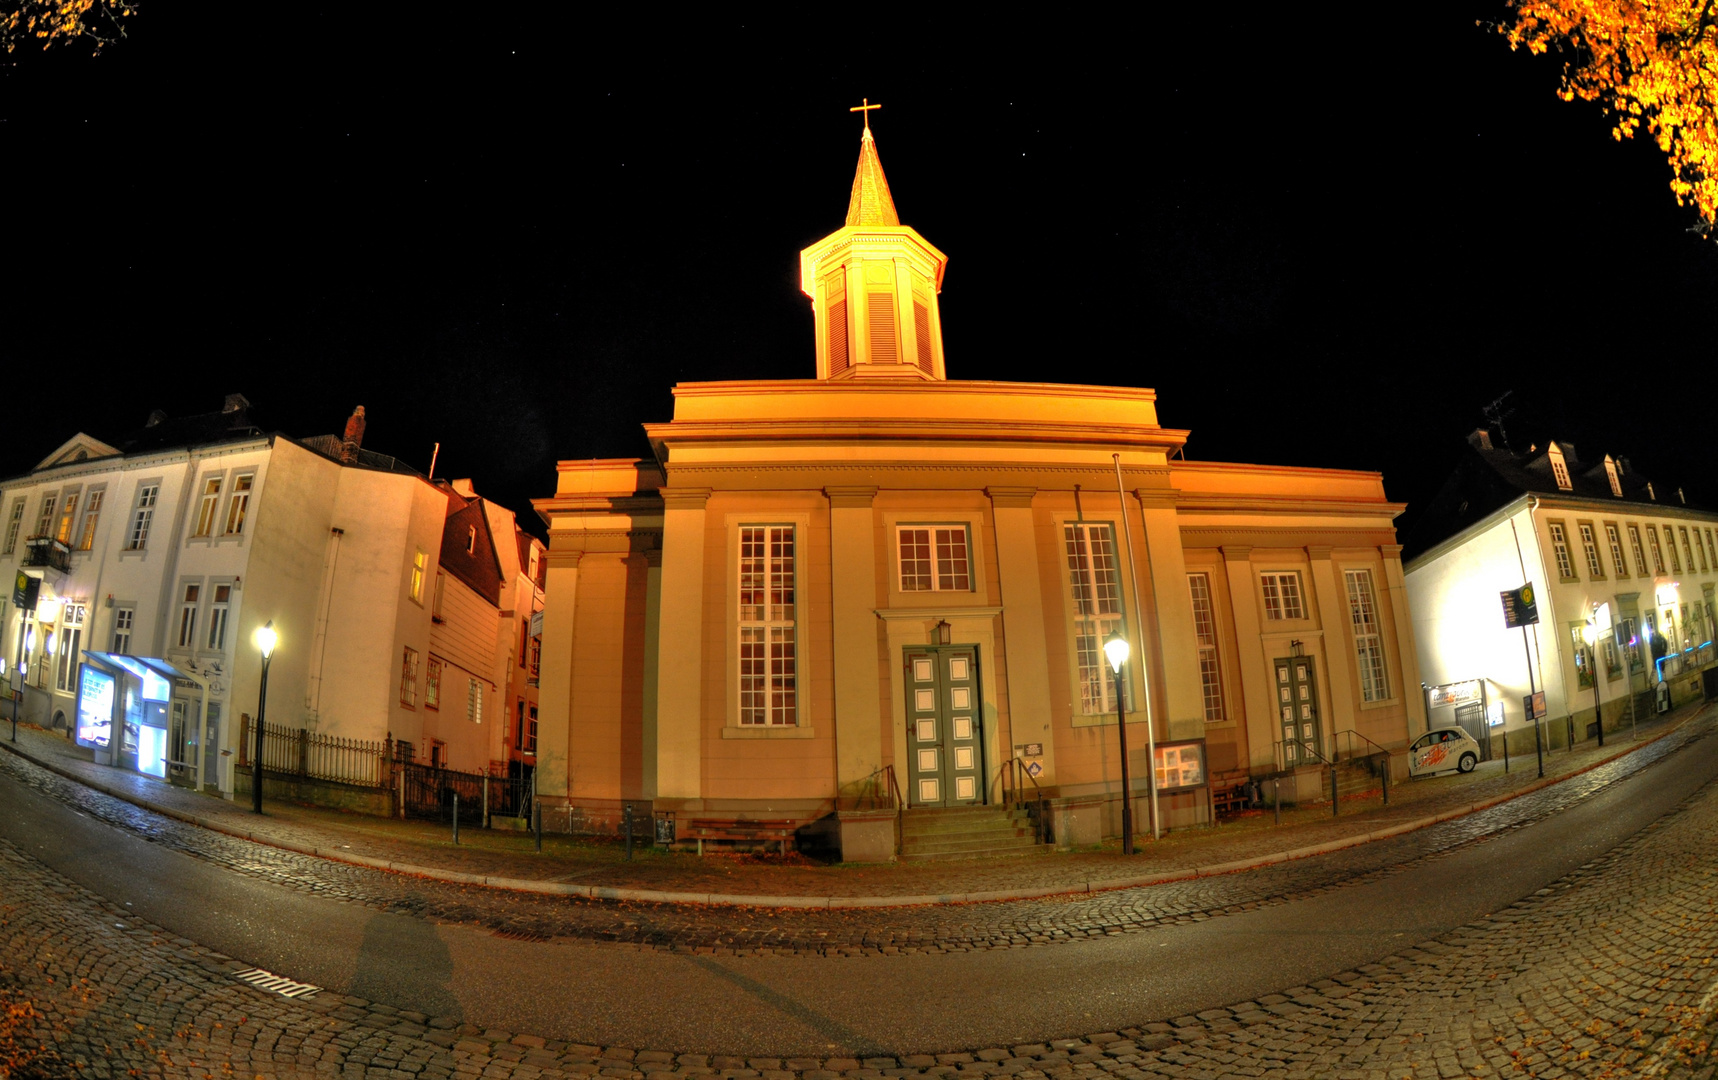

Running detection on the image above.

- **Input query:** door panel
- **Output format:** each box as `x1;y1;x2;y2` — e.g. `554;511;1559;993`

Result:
1275;657;1321;765
904;645;983;807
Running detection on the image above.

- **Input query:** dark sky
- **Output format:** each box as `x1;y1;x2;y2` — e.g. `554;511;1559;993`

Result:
6;9;1717;535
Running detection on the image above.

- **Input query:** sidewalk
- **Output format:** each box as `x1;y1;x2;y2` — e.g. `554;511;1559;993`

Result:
1;702;1704;908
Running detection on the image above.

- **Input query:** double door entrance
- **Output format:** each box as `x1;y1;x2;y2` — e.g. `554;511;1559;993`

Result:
1276;655;1322;765
904;645;984;807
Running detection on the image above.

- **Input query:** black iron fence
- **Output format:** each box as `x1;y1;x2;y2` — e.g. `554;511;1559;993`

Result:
399;761;533;824
237;717;390;787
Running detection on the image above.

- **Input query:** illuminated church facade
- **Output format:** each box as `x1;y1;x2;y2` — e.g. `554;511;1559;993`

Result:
532;116;1425;856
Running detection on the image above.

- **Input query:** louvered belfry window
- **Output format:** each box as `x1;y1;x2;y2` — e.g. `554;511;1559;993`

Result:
867;291;898;361
913;299;934;374
827;298;848;375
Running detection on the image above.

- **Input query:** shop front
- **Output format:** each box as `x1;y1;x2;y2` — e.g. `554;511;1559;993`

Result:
76;653;211;789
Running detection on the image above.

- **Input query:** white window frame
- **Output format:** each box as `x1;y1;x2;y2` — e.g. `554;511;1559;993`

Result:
112;606;134;654
409;550;427;604
1260;571;1307;621
1548;521;1576;580
896;524;973;592
34;493;57;541
206;583;231;651
1064;521;1127;715
1604;456;1622;497
223;473;254;535
193;476;223;538
425;656;443;709
126;483;160;551
400;646;419;708
54;603;85;693
1647;525;1666;574
737;524;798;726
54;491;79;545
1549;444;1572;491
1665;523;1683;572
176;582;200;649
1681;526;1700;573
466;677;483;723
1629;525;1648;579
2;498;23;555
1605;523;1628;578
1344;569;1390;703
1187;572;1224;722
1578;522;1604;579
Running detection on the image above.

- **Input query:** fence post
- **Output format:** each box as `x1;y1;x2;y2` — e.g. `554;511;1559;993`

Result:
453;792;459;844
398;767;406;820
1330;765;1339;817
298;728;308;777
482;775;490;830
624;802;634;861
534;797;542;852
1273;777;1281;826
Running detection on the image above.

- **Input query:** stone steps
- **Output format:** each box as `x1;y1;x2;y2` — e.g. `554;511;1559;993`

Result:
899;806;1047;861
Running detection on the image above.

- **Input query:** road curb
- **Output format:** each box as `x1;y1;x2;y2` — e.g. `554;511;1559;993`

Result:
0;710;1694;910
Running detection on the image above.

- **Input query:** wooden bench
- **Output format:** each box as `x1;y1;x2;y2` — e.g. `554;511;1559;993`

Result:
1212;782;1253;818
680;818;800;855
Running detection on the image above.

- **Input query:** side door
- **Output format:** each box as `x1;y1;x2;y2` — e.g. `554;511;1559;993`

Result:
1275;657;1321;765
904;645;984;807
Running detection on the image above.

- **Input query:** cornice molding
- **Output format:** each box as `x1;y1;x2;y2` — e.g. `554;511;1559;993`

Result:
824;485;879;508
985;486;1038;509
660;486;713;511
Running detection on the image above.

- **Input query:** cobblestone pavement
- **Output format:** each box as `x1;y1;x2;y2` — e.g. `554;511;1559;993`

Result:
0;707;1699;901
3;716;1715;962
7;720;1718;1077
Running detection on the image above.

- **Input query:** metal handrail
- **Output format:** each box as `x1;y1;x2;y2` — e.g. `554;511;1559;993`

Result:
1331;727;1392;765
1275;737;1332;771
855;763;901;811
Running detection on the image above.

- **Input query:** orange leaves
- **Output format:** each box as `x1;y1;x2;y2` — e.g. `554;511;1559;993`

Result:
1;0;137;56
1497;0;1718;237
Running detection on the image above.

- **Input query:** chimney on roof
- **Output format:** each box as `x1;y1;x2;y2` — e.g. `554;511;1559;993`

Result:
145;409;167;428
1616;457;1629;474
1648;482;1657;501
1679;487;1686;504
339;406;367;465
1467;428;1493;451
451;479;476;498
222;393;251;414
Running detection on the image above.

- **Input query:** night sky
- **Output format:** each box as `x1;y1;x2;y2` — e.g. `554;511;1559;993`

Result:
6;10;1717;536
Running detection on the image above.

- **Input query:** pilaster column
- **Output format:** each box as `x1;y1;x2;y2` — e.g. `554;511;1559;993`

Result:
534;548;581;802
827;486;883;800
1307;546;1358;740
1379;544;1427;734
987;487;1057;784
1133;490;1202;740
655;488;710;801
1220;546;1276;771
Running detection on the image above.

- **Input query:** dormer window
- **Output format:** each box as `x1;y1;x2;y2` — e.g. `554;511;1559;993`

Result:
1549;444;1572;491
1604;455;1622;497
467;525;477;555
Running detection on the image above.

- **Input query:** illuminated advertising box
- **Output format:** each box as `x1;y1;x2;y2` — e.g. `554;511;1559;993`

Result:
77;665;115;748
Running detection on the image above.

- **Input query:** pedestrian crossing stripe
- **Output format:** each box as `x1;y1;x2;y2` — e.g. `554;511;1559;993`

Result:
233;966;321;999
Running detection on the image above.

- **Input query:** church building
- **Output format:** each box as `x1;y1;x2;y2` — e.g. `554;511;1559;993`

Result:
532;113;1426;858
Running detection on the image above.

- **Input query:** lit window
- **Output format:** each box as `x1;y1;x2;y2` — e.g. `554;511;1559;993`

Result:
409;551;427;603
400;646;419;707
1065;522;1126;714
1548;444;1572;491
34;494;57;540
1548;522;1575;579
223;474;253;535
77;489;104;551
1187;573;1224;722
177;583;200;648
126;484;159;551
194;477;223;537
467;525;477;555
1344;570;1390;702
1604;456;1622;497
1260;571;1306;620
55;493;78;545
897;526;971;592
738;525;797;726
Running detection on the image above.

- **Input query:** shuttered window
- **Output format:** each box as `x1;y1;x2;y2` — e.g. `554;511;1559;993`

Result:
913;299;933;374
867;291;898;361
827;298;848;374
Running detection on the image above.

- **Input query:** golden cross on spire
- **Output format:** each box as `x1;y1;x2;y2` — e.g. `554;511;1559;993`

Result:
849;98;881;134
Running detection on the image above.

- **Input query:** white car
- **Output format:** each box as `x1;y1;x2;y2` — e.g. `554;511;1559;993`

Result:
1408;727;1481;777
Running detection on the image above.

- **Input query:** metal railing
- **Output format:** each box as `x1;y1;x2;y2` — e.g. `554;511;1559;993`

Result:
400;762;533;824
998;757;1049;844
237;718;390;787
22;536;72;574
1330;728;1392;806
853;763;901;811
1275;736;1332;772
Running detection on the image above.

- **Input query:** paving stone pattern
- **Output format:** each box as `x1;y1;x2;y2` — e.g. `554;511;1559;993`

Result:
2;720;1713;961
7;733;1718;1077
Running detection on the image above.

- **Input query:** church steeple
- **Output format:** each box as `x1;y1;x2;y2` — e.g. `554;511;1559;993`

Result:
801;102;949;381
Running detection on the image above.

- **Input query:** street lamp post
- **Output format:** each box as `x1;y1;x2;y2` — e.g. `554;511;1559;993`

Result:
1103;632;1133;856
252;621;277;814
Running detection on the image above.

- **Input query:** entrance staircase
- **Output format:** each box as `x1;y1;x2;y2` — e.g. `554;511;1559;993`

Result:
898;805;1047;861
1327;757;1386;806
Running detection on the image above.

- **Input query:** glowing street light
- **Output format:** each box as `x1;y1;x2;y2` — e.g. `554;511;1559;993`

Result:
1103;632;1134;856
252;620;277;814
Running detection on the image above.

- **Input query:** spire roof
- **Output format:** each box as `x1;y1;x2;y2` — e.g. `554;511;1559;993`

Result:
845;127;899;227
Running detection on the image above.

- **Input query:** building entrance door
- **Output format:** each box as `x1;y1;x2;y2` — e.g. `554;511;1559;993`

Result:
904;645;984;807
1275;656;1321;765
1453;701;1491;760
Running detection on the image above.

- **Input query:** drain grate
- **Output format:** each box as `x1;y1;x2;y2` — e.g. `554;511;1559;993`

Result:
492;928;551;943
233;966;322;999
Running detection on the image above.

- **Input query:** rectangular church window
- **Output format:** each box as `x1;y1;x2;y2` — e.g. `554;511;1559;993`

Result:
738;525;797;726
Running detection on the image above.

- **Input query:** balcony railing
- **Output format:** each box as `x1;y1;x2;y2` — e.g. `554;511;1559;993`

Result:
22;536;72;574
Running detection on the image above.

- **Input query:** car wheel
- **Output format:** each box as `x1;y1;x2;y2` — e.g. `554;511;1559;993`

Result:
1459;752;1477;774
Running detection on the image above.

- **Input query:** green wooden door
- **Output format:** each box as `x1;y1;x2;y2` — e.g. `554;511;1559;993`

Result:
1275;656;1321;764
904;645;984;807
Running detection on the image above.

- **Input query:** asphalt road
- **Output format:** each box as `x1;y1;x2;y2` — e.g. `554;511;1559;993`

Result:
3;725;1714;1057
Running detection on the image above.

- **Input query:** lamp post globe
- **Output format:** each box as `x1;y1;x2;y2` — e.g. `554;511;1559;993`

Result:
252;620;277;814
1102;631;1134;855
